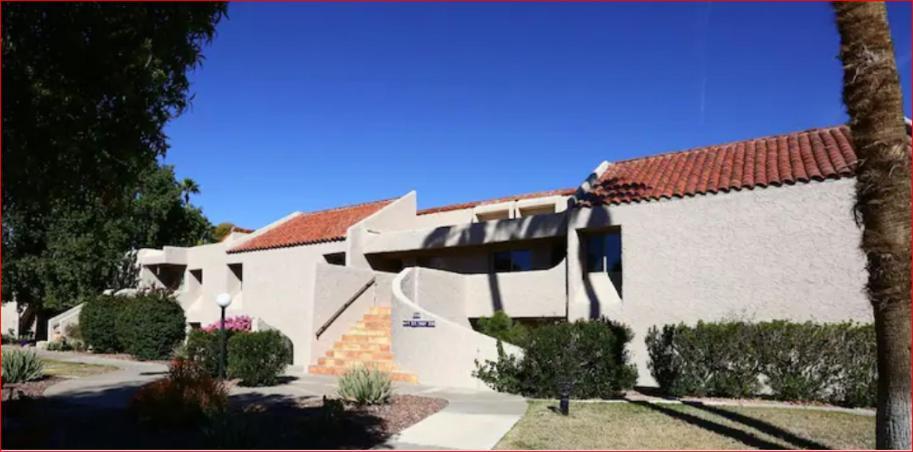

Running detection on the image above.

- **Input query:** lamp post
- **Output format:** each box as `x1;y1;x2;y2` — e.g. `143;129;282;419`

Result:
215;292;232;380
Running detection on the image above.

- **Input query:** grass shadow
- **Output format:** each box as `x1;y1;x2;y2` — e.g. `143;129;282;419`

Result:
628;400;789;450
682;401;831;450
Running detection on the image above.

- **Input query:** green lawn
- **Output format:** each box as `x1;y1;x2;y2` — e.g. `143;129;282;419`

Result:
496;401;874;450
41;359;117;379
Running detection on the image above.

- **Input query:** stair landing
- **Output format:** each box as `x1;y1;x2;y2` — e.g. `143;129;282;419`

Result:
308;306;418;383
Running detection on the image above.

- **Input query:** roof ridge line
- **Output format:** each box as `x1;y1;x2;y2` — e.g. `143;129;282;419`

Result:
608;124;848;166
298;197;397;216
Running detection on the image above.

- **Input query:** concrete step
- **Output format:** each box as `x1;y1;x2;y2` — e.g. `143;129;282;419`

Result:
333;341;391;352
307;365;417;383
326;349;394;360
341;334;391;345
317;358;396;371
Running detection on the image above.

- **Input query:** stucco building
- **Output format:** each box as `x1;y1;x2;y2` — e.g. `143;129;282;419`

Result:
113;124;872;389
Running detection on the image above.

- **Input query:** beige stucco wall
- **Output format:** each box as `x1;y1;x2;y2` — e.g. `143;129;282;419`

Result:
310;263;395;361
229;241;347;366
567;178;871;385
391;268;523;389
464;260;566;319
2;301;21;337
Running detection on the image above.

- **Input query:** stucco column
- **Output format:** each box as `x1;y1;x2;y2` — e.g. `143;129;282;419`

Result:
566;208;590;321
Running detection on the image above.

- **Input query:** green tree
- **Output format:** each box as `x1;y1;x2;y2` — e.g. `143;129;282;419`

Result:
212;222;238;242
833;3;912;449
180;178;201;204
2;3;226;322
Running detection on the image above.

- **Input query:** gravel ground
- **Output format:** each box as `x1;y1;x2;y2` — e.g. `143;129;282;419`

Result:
291;394;449;434
1;377;64;401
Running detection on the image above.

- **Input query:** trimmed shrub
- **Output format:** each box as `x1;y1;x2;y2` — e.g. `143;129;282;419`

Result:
475;318;638;399
185;330;228;377
645;320;876;407
46;337;87;352
337;366;393;405
116;291;187;360
80;294;127;353
227;330;291;386
476;311;530;347
645;322;760;398
1;349;44;383
130;358;228;429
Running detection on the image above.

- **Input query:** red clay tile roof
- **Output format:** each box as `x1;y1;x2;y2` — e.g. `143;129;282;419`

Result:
418;188;576;215
228;199;394;253
579;125;859;206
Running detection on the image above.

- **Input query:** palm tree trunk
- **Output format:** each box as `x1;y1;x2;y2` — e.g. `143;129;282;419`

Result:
833;2;912;449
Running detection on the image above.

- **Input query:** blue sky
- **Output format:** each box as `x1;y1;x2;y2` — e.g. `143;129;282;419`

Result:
164;2;912;229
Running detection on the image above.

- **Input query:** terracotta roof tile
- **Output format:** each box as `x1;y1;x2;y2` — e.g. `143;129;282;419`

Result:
228;199;393;253
580;125;859;206
417;188;576;215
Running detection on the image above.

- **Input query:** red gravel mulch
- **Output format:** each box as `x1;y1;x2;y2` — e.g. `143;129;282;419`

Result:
287;394;448;434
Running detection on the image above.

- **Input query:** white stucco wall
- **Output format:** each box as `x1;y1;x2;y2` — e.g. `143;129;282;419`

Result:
567;178;871;385
2;301;21;337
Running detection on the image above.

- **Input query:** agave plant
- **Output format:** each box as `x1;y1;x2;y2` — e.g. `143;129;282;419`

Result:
2;349;45;383
337;366;393;406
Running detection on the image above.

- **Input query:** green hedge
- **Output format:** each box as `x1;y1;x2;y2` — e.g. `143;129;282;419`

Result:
645;321;876;407
115;291;187;360
227;330;292;386
80;294;128;353
475;318;637;399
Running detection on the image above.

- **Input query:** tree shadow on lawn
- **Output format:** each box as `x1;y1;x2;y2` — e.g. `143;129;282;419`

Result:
681;401;831;450
3;388;390;449
628;400;801;450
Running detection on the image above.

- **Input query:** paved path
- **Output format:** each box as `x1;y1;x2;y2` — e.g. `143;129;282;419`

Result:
35;352;525;450
229;370;527;450
37;350;168;409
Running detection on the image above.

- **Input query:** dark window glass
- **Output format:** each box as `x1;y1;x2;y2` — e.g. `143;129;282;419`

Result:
586;234;605;272
493;250;533;272
605;234;622;274
510;250;532;272
493;251;513;272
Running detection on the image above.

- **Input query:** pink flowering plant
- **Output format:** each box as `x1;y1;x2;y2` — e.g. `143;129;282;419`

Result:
201;315;252;333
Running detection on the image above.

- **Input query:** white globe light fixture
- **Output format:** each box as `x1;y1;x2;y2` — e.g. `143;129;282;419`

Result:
216;292;232;308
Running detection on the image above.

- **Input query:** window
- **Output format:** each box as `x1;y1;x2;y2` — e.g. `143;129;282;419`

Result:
586;230;622;295
323;252;346;266
492;249;532;272
228;263;243;291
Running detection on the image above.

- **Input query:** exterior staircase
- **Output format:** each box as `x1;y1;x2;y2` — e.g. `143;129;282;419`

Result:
308;306;418;383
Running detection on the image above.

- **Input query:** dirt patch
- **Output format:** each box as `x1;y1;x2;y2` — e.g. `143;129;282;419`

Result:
289;394;448;435
1;377;64;401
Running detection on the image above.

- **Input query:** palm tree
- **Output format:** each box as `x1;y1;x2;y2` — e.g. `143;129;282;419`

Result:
833;3;911;449
179;177;200;204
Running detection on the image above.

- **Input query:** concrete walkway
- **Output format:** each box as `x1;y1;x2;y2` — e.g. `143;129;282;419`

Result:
35;352;525;450
37;350;168;409
229;370;527;450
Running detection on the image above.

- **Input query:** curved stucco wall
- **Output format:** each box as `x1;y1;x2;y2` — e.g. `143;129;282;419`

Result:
568;178;871;385
391;268;522;390
464;261;566;318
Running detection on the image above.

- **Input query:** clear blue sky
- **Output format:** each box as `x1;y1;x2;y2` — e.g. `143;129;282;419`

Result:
163;2;912;229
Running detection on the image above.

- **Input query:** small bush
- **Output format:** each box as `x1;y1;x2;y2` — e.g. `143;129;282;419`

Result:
116;291;187;360
64;323;82;340
185;330;229;377
227;330;291;386
129;358;227;429
2;349;45;383
475;318;638;399
645;320;876;407
46;337;86;352
80;294;127;353
337;366;393;405
476;311;531;346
